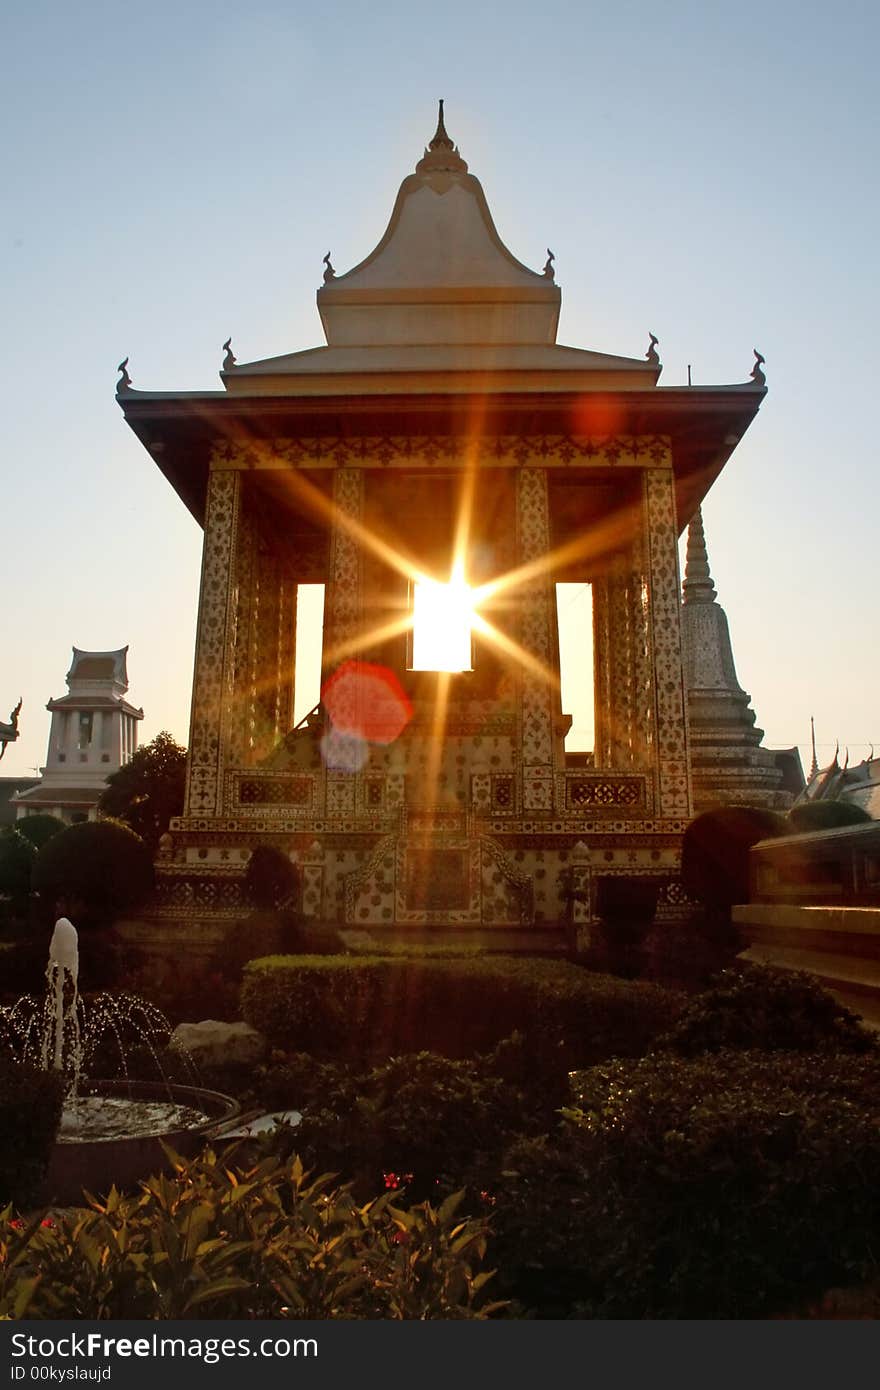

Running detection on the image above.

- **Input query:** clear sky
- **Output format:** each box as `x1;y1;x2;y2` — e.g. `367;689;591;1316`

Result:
3;0;878;781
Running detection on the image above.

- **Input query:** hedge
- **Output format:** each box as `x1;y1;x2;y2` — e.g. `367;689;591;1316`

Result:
241;954;684;1064
495;1050;880;1318
0;1058;65;1209
655;963;876;1057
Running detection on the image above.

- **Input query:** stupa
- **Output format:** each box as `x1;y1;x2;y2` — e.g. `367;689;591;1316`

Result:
680;509;799;812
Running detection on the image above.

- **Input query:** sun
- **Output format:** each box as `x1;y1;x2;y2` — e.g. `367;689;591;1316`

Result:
410;567;476;673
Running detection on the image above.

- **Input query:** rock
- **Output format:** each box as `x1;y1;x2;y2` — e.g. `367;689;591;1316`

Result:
170;1020;267;1069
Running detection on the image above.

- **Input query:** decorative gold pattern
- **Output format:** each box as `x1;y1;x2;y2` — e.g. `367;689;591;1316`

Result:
644;470;692;817
565;776;646;809
185;470;240;816
211;435;672;473
516;469;556;810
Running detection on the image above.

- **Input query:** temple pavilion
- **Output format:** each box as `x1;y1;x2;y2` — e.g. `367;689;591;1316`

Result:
118;105;768;945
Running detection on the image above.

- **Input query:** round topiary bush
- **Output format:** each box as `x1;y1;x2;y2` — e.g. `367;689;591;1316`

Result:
16;814;65;852
788;800;872;833
32;818;154;929
243;845;300;911
681;806;787;919
654;962;876;1056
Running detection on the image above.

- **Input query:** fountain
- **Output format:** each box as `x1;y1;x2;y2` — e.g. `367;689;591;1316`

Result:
1;918;239;1204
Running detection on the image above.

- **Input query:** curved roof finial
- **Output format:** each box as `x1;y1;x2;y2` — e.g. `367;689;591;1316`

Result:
646;332;660;367
751;348;766;387
416;99;468;175
116;357;132;394
222;337;236;371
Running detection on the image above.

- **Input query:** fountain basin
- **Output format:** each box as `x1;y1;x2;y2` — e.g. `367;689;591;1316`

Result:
44;1080;240;1205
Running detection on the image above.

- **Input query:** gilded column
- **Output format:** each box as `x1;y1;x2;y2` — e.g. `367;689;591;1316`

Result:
323;468;364;674
184;466;241;816
643;469;692;818
516;468;557;811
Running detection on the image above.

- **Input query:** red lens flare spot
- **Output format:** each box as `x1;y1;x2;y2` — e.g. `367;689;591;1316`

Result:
321;660;413;745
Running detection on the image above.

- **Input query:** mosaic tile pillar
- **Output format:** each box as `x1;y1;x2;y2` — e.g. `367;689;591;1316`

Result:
323;468;364;814
516;468;558;812
644;469;692;818
185;467;242;817
591;575;612;766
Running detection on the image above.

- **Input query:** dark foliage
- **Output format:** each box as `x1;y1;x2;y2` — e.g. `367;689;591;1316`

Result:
681;806;787;913
262;1038;568;1202
0;830;36;918
494;1050;880;1318
15;815;65;852
788;800;872;832
0;937;50;999
32;820;154;929
654;962;876;1056
642;917;741;990
214;910;307;983
97;732;186;854
0;1057;65;1208
241;954;684;1065
243;845;300;912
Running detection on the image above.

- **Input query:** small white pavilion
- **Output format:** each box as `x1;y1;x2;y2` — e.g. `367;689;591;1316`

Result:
13;647;143;824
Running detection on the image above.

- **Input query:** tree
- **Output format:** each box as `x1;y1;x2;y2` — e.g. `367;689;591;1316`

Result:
16;814;65;851
32;819;154;929
97;731;187;853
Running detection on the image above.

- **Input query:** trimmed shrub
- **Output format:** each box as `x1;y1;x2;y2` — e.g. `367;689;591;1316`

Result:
1;1148;498;1319
654;963;876;1056
0;1058;65;1209
681;807;787;916
32;819;154;928
0;830;36;919
788;800;872;833
214;909;307;982
241;955;684;1064
496;1050;880;1318
15;815;65;852
0;937;50;999
642;919;741;990
243;845;299;911
271;1040;567;1202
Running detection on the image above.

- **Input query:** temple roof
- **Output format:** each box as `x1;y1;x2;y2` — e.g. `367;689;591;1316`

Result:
117;105;767;525
67;646;130;688
221;103;658;388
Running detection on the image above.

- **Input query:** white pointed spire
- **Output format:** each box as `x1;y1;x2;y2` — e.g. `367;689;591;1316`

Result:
682;507;717;605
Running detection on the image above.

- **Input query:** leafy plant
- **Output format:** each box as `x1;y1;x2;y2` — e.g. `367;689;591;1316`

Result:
15;815;65;852
0;1148;499;1320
